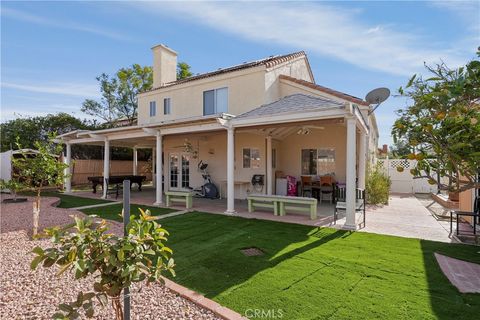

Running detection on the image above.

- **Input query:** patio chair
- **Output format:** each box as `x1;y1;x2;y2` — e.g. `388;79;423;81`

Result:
301;176;313;197
334;187;366;227
105;178;122;199
320;183;334;203
450;196;479;236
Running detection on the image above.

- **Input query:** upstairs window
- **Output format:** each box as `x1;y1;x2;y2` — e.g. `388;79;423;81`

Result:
164;98;171;115
203;87;228;115
149;101;156;117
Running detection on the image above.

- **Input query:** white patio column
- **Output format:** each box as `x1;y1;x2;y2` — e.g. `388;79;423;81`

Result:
102;139;110;199
64;143;72;193
345;118;357;229
154;132;163;205
225;127;236;214
152;147;156;187
133;147;138;176
358;132;367;189
266;135;273;195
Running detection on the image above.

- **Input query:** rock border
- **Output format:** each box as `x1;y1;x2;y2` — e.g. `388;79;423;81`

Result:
162;277;248;320
28;194;245;319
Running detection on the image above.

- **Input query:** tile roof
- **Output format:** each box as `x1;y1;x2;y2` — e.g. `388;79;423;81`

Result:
148;51;307;92
235;93;344;119
279;75;370;106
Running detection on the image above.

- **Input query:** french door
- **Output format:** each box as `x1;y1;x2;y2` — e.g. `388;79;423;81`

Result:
169;153;190;190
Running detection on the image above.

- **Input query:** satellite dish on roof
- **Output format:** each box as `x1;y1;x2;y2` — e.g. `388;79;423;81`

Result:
365;87;390;115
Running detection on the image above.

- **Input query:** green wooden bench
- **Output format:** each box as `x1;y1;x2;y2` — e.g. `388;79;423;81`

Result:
247;194;280;216
165;191;193;209
247;194;318;219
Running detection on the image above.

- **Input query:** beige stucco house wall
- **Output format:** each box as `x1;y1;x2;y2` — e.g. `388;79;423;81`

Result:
138;46;314;125
137;45;378;199
138;69;267;124
59;44;378;225
277;125;349;183
160;131;269;198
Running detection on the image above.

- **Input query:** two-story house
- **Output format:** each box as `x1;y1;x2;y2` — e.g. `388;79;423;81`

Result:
58;44;379;229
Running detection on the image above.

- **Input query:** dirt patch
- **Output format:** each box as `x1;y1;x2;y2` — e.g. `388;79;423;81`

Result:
240;247;265;256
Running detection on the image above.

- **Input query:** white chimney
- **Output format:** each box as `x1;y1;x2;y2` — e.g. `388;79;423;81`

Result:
152;44;177;87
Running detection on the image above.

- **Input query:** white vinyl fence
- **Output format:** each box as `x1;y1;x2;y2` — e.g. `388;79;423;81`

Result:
0;150;13;182
377;159;440;194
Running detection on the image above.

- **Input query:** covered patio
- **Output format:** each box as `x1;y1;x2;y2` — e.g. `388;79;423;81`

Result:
72;186;338;226
57;95;369;229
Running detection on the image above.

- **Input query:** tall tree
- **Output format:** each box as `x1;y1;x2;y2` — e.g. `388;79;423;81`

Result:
389;138;411;158
81;65;153;126
81;73;120;124
116;64;153;125
0;113;97;152
177;62;192;80
392;50;480;192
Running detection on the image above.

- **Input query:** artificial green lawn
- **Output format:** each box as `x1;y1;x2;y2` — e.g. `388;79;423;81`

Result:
21;191;113;208
159;212;480;320
80;203;176;222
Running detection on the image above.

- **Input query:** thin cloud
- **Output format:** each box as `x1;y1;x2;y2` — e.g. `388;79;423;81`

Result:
0;104;97;122
1;82;99;98
1;7;128;41
135;1;476;76
430;0;480;35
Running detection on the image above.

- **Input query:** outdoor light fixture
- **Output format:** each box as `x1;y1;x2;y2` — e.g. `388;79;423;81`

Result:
296;128;311;135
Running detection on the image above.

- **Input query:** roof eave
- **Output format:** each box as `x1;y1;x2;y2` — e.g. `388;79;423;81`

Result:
232;107;347;128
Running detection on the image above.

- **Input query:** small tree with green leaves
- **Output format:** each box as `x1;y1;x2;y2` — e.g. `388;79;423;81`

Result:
31;209;175;320
13;136;68;236
392;50;480;193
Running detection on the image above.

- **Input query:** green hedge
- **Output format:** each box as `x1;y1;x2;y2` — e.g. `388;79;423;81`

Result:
366;163;391;205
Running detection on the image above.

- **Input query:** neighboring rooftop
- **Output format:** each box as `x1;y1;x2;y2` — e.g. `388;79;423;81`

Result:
279;74;370;106
235;93;344;119
147;51;309;91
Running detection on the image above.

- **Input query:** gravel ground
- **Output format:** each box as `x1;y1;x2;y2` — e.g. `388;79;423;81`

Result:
0;195;221;319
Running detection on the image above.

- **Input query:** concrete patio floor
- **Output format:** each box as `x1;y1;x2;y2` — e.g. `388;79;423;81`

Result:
72;187;456;243
355;194;453;243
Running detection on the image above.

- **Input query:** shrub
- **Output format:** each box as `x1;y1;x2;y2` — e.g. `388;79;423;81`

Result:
0;178;24;200
366;163;391;205
31;209;175;319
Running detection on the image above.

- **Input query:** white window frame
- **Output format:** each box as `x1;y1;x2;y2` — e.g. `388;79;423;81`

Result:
164;98;171;115
301;148;336;175
149;101;156;117
272;148;277;169
203;87;228;115
243;148;260;169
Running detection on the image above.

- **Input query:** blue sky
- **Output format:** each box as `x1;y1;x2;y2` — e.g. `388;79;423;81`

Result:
1;1;479;146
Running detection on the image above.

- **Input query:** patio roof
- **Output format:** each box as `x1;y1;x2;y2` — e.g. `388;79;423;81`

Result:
235;94;344;120
279;75;370;107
